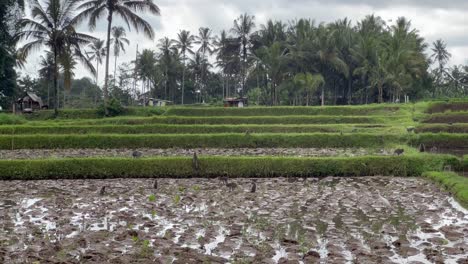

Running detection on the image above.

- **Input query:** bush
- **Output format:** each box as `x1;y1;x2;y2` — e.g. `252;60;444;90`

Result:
97;98;125;117
422;171;468;209
165;104;406;116
0;124;390;135
0;155;458;180
0;133;407;149
0;113;25;125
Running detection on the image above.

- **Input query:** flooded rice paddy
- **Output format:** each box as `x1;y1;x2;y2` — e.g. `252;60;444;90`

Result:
0;177;467;263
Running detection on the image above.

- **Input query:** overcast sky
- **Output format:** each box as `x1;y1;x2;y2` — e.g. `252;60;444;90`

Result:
19;0;468;85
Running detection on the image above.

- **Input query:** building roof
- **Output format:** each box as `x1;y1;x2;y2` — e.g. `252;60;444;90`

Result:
18;92;44;107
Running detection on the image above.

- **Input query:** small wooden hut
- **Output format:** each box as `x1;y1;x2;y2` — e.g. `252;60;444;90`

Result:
16;92;46;113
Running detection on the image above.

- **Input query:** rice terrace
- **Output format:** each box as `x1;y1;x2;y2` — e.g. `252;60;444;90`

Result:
1;0;468;263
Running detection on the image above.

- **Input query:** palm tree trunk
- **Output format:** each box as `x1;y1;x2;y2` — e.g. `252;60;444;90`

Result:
182;53;186;105
114;55;118;86
53;46;58;117
321;86;325;106
103;12;113;115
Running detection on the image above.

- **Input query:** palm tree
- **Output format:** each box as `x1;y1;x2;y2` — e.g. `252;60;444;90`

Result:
431;39;451;92
74;0;160;113
195;27;213;99
231;13;255;95
135;49;157;98
17;0;96;116
312;24;348;106
174;30;195;104
254;41;287;105
87;39;106;85
294;72;325;106
111;26;129;84
158;37;176;100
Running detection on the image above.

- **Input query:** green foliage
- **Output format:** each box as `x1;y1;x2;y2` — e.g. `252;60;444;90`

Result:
0;155;458;180
422;171;468;209
0;114;25;125
0;133;408;149
148;194;156;202
97;98;125;117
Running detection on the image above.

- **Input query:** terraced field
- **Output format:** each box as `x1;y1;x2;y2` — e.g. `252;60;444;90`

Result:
0;101;467;263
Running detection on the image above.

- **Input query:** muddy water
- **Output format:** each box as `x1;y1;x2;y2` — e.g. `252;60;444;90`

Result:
0;177;466;263
0;148;392;160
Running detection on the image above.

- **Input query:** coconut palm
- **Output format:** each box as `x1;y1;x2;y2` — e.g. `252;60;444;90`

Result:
87;39;106;85
231;13;255;95
74;0;160;113
174;30;195;104
111;26;129;84
16;0;96;116
294;72;325;106
195;27;213;98
431;39;451;71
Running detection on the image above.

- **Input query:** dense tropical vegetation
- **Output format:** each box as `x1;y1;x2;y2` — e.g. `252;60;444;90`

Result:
1;0;467;111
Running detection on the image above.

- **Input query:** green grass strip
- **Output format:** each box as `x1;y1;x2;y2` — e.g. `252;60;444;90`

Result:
0;124;400;135
422;112;468;124
410;133;468;149
422;171;468;209
0;155;459;180
164;104;408;116
416;124;468;133
0;133;407;149
49;115;407;126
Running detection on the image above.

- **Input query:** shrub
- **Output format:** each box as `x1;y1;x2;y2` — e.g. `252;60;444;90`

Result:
0;133;407;149
0;155;458;180
422;171;468;209
97;98;125;117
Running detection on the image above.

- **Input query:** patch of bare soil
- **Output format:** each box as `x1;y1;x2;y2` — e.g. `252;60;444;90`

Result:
0;148;392;160
0;177;466;263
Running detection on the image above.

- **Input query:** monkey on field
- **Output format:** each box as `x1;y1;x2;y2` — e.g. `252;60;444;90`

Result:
192;152;200;173
219;176;237;191
430;146;438;153
153;180;158;189
250;179;257;193
419;143;426;153
132;150;142;158
394;149;404;156
99;186;106;195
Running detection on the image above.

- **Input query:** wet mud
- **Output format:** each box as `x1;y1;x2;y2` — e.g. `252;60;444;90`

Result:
0;148;392;160
0;177;467;263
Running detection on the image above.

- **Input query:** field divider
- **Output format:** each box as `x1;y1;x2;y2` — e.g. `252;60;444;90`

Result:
0;133;408;149
0;155;459;180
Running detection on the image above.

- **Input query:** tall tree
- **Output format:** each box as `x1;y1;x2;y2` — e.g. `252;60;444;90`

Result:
231;13;255;96
195;27;213;100
17;0;95;115
0;0;24;109
87;39;106;85
111;26;129;84
74;0;160;114
174;30;195;104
